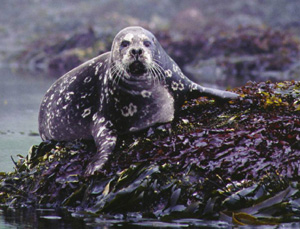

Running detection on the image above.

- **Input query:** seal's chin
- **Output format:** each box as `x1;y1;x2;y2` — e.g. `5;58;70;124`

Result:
127;61;147;77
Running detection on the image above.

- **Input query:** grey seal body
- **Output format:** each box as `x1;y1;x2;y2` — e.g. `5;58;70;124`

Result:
39;26;239;175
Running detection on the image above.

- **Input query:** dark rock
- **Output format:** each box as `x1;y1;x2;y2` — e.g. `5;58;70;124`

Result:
48;54;82;76
185;27;300;87
16;28;112;76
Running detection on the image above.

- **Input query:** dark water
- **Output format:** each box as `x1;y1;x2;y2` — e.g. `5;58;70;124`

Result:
2;207;300;229
0;67;54;172
0;207;233;228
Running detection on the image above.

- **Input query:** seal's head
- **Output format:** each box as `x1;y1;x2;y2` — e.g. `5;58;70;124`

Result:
110;26;163;81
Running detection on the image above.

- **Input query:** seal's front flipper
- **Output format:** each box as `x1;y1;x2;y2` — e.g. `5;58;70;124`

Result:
188;82;239;101
85;120;117;176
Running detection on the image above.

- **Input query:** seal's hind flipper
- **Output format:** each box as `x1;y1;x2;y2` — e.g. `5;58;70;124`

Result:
199;85;239;100
187;82;239;101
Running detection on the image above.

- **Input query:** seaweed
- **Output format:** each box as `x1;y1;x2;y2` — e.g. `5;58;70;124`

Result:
1;80;300;225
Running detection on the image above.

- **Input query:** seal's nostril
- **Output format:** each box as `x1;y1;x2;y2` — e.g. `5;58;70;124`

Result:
131;48;143;57
131;49;136;55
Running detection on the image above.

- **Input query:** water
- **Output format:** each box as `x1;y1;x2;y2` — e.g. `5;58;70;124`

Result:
0;67;54;172
2;207;300;228
0;207;234;228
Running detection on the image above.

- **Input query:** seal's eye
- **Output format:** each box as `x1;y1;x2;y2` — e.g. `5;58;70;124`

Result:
120;40;130;48
143;40;151;47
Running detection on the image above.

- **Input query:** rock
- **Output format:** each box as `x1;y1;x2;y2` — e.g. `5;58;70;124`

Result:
16;28;112;76
185;27;300;87
171;8;206;35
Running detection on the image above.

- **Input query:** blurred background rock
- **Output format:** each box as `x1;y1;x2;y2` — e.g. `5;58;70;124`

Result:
1;0;300;87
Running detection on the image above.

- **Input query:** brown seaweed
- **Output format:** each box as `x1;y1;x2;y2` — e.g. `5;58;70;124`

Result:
2;80;300;225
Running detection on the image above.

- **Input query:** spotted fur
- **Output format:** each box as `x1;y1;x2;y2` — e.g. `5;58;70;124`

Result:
39;26;239;175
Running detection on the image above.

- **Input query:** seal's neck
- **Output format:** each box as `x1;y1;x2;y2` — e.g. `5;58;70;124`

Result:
116;76;156;96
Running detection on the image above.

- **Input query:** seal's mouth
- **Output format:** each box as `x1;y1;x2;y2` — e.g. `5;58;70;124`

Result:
128;61;147;76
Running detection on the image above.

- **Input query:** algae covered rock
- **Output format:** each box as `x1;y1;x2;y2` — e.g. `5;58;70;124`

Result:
1;81;300;225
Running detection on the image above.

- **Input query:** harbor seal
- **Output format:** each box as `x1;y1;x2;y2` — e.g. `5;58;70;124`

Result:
39;26;239;175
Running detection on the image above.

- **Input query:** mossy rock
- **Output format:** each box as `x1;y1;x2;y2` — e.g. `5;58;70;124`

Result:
1;80;300;225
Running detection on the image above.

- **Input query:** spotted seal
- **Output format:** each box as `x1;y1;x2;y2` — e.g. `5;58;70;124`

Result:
39;26;239;175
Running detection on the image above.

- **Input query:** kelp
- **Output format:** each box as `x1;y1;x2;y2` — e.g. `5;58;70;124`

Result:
1;80;300;225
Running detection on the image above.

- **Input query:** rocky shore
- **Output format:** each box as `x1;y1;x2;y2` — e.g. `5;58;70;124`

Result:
3;0;300;88
1;80;300;225
2;0;300;226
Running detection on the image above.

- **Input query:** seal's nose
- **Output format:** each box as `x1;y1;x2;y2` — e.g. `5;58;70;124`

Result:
130;48;143;59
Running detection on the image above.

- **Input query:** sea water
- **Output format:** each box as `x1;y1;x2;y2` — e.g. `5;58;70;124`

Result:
0;67;54;172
